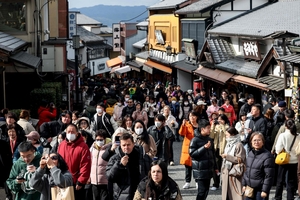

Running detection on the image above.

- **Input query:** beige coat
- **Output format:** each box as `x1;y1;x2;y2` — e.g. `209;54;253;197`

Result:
210;124;229;155
221;142;246;200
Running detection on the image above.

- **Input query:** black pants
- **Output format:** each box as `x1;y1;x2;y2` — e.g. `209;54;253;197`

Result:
185;165;192;183
274;163;298;200
212;148;222;188
169;140;174;163
74;186;85;200
196;179;211;200
92;184;109;200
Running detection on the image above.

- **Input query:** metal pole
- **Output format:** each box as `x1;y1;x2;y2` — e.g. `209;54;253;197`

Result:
282;38;289;107
3;67;6;108
75;48;79;106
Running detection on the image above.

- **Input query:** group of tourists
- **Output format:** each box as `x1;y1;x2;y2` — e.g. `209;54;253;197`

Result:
0;76;300;200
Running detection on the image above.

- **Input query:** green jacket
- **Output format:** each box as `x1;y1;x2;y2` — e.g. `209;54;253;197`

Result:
6;152;42;200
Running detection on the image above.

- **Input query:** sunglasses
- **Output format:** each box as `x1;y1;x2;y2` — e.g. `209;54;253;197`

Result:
50;155;58;160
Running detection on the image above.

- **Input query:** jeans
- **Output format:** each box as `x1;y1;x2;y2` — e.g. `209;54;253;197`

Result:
196;179;210;200
185;165;192;183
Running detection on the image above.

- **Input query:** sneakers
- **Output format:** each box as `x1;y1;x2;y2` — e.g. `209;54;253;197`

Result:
169;161;175;166
210;186;218;191
182;182;190;189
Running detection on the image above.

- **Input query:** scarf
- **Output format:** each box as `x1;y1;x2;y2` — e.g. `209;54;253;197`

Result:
223;134;241;170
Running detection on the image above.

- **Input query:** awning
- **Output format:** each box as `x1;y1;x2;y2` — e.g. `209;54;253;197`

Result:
127;60;143;72
259;75;284;91
277;54;300;64
194;66;233;84
114;65;131;75
109;66;120;74
232;75;268;91
106;56;125;68
133;38;147;49
144;60;172;74
173;60;198;73
10;51;41;69
143;64;153;74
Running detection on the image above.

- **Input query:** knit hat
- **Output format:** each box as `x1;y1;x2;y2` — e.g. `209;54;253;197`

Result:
278;101;286;107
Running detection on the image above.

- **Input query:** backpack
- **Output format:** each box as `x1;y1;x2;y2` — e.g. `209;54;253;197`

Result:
106;103;116;116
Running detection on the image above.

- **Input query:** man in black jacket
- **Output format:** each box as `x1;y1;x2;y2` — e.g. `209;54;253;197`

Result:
189;119;218;200
121;98;136;118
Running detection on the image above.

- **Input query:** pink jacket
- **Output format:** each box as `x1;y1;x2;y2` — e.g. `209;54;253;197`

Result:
90;139;111;185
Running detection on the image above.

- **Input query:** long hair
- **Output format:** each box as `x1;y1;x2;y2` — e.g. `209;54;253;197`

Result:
45;153;68;174
132;120;149;144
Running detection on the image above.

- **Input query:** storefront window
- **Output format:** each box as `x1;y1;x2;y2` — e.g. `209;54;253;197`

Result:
89;48;105;59
0;2;26;32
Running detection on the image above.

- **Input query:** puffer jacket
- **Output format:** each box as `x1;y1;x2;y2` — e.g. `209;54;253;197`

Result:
189;129;217;180
40;118;69;139
90;139;111;185
147;125;174;163
242;147;275;193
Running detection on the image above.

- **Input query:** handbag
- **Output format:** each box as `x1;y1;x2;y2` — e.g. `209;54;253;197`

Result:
244;185;254;198
228;157;245;178
275;135;296;165
51;184;75;200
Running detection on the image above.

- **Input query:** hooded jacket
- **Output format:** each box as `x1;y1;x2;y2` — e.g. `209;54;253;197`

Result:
57;135;91;185
91;112;118;137
189;129;217;180
37;106;57;128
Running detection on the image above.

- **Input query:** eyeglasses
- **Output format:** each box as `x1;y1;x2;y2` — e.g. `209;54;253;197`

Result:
50;155;58;160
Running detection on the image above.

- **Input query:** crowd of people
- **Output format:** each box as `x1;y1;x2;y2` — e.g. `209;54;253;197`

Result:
0;77;300;200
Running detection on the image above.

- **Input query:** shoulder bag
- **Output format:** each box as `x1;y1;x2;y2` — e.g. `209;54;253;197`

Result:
275;135;297;165
228;157;246;178
51;180;75;200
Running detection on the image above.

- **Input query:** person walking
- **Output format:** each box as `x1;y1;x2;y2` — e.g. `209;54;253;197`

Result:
221;127;246;200
179;111;198;189
189;119;218;200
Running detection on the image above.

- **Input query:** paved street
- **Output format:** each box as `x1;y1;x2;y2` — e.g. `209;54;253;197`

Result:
0;140;283;200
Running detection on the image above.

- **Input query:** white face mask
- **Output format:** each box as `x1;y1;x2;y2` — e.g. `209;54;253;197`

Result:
96;140;104;146
66;133;76;142
155;121;162;128
96;108;102;114
184;102;189;106
135;128;143;135
172;101;176;104
117;102;122;106
125;98;129;102
57;139;63;144
180;97;183;100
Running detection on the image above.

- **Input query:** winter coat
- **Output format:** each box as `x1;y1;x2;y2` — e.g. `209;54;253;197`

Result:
37;106;57;128
248;114;267;137
133;176;182;200
113;104;124;122
121;105;136;118
189;129;217;180
132;133;157;159
106;145;151;200
0;122;26;142
0;139;12;184
132;109;149;128
242;147;275;194
164;114;178;136
90;139;111;185
147;125;174;163
17;118;36;135
221;142;246;200
6;152;42;200
91;112;118;137
29;166;73;200
40;118;69;140
178;121;194;166
210;123;229;155
221;104;236;126
57;135;91;185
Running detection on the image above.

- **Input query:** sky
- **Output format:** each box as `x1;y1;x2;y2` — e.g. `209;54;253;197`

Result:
69;0;160;8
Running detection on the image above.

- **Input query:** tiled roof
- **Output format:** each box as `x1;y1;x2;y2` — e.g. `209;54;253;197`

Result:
216;57;260;78
208;0;300;38
277;54;300;64
10;51;41;69
136;51;149;60
207;38;235;64
77;13;101;25
259;75;284;92
173;60;198;73
77;26;104;43
175;0;230;14
148;0;188;10
0;32;27;53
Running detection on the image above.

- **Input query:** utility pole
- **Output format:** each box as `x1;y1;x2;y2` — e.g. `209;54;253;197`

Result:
72;35;80;109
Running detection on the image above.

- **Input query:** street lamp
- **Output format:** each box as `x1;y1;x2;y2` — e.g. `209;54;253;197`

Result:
166;45;172;56
72;35;80;108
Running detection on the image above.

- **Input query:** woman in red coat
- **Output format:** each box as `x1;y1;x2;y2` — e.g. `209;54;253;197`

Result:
221;98;236;126
37;101;57;130
179;111;199;189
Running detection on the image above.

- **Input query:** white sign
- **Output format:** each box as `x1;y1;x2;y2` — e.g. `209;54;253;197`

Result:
69;12;77;39
113;23;121;52
285;89;292;97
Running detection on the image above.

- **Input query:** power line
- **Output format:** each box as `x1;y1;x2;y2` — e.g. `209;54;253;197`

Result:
120;9;148;22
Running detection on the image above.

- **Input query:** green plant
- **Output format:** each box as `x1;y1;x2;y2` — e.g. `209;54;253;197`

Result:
30;88;56;118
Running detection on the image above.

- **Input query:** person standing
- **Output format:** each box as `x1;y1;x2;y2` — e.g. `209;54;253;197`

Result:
220;127;246;200
221;98;236;126
37;101;57;131
121;98;136;118
57;124;91;200
106;133;151;200
6;141;42;200
242;132;275;200
17;110;36;135
189;119;218;200
179;111;198;189
0;138;13;200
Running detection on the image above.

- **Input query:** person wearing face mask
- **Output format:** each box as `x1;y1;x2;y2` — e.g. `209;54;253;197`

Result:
89;129;111;200
181;98;193;120
91;103;118;138
57;124;91;200
147;114;174;164
169;97;183;142
131;120;157;159
113;98;124;127
77;117;95;139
